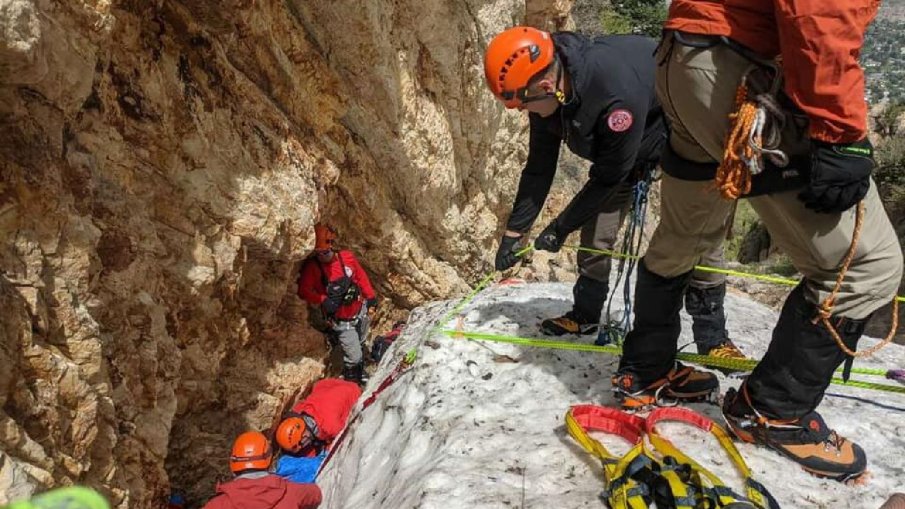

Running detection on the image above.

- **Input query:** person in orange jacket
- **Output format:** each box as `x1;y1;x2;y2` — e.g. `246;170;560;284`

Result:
614;0;902;483
203;431;321;509
274;378;362;457
298;224;377;384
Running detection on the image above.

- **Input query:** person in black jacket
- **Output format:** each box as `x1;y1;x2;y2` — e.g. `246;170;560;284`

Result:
483;27;744;364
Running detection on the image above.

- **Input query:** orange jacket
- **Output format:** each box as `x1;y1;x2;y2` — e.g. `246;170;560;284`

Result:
666;0;879;143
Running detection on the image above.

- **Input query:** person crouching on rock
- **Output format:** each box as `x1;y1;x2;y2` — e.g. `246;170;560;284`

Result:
202;431;322;509
276;378;362;457
298;223;377;386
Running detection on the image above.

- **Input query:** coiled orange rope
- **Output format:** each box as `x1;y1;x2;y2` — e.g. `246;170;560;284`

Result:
715;84;758;199
718;81;898;358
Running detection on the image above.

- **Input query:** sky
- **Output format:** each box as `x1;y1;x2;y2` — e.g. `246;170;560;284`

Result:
318;280;905;509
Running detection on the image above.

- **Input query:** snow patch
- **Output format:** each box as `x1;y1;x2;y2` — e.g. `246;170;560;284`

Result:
320;282;905;508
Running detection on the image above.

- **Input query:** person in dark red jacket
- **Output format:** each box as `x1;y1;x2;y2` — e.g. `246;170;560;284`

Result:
298;223;377;384
203;431;321;509
274;378;362;457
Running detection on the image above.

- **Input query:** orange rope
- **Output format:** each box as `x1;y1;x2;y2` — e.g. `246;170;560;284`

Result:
718;81;897;357
812;201;899;357
715;84;759;199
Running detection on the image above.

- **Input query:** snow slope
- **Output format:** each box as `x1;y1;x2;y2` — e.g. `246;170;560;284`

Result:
319;281;905;508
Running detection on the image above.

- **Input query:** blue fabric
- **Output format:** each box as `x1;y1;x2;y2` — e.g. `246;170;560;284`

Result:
275;452;328;483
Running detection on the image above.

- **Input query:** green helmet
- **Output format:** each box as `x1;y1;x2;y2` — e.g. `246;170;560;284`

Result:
2;487;110;509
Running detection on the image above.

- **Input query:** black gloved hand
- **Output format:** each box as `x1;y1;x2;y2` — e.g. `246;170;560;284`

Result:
495;234;523;271
798;138;874;213
321;297;340;315
534;221;564;253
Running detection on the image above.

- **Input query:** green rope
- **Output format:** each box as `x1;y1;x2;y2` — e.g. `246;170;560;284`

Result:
560;244;905;303
432;247;533;332
427;243;900;391
432;271;497;332
439;329;905;394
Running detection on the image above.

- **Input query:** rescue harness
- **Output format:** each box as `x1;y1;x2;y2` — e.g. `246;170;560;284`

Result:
566;404;780;509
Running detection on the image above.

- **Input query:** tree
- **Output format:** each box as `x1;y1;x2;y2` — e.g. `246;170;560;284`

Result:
600;0;668;38
875;101;905;136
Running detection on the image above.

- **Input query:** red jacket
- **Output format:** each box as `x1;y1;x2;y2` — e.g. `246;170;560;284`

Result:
202;474;321;509
290;379;361;444
297;250;376;321
665;0;878;143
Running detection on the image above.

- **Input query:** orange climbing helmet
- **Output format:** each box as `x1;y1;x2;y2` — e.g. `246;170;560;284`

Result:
275;417;312;453
314;223;338;251
229;431;273;473
483;26;556;109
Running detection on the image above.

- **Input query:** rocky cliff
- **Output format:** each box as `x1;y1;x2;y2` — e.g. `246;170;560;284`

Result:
0;0;574;506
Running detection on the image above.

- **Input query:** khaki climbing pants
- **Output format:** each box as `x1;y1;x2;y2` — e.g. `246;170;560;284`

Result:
578;177;726;289
651;32;903;319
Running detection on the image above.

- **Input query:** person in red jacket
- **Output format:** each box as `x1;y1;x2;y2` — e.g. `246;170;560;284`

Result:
274;378;362;456
203;431;321;509
298;223;377;384
613;0;902;483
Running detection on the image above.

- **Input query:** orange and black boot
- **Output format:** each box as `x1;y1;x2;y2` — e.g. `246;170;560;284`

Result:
541;276;608;336
616;260;717;410
721;283;872;482
722;385;867;482
540;311;599;335
612;362;719;410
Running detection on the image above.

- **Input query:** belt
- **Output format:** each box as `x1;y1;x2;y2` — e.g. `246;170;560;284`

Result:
331;318;360;330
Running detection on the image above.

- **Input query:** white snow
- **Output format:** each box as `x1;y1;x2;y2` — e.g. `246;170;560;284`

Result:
319;280;905;509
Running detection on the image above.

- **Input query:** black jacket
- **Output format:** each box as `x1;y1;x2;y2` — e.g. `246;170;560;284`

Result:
506;33;667;235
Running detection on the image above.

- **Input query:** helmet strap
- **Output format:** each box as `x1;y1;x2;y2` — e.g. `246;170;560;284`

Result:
553;56;570;105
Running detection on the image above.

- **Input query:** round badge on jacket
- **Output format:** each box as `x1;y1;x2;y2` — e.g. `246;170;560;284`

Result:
607;109;633;133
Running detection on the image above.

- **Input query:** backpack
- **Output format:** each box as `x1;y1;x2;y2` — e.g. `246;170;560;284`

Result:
299;253;361;319
370;321;406;363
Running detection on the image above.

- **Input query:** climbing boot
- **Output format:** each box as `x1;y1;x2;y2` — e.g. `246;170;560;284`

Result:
722;385;867;482
703;340;746;360
541;311;599;336
611;362;719;410
342;362;369;387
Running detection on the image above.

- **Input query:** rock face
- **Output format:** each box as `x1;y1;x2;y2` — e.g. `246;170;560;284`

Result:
0;0;573;506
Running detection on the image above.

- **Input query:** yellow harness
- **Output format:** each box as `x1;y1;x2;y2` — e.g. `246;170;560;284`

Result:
566;405;780;509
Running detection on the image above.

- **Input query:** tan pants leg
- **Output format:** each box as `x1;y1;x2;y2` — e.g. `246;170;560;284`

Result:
748;184;900;318
653;33;902;318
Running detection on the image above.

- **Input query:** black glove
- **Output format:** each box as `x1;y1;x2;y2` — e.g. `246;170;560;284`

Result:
321;297;340;315
534;221;564;253
495;235;523;271
798;139;874;213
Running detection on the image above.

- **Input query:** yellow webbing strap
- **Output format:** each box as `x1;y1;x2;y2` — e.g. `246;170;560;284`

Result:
645;407;780;509
565;406;651;509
